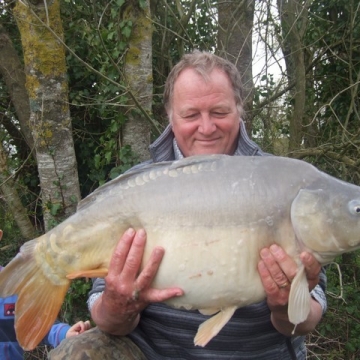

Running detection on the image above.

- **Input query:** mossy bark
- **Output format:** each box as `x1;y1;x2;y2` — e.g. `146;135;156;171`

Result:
13;0;80;231
0;24;34;151
122;0;153;162
0;141;38;240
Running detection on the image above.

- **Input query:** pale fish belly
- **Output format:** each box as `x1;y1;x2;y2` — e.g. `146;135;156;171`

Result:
143;224;298;311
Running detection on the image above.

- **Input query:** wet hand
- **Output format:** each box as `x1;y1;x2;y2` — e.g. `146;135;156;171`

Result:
258;244;323;335
258;244;296;311
258;244;321;313
102;228;183;321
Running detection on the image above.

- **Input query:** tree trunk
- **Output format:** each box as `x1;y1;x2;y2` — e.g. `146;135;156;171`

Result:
13;0;80;231
0;23;34;151
122;0;153;162
277;0;309;151
217;0;255;134
0;141;37;240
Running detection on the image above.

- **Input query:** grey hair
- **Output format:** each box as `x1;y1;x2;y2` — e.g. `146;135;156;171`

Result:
163;50;244;120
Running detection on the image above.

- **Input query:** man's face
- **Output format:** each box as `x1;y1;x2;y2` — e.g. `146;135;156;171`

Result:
170;68;240;157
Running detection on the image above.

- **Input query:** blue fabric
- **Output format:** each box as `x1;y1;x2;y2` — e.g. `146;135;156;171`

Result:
43;321;71;348
0;295;70;359
0;295;22;360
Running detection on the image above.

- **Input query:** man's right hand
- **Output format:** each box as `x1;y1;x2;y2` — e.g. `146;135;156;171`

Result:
91;228;184;335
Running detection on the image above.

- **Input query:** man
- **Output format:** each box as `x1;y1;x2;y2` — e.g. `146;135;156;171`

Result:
50;51;326;359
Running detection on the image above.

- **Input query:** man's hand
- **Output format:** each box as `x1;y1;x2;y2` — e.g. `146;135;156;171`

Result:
257;244;322;335
91;228;184;335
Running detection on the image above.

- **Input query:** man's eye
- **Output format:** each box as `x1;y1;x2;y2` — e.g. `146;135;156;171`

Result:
185;113;198;119
213;112;227;117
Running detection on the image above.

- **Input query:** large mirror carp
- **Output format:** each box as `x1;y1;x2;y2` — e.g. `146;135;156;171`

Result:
1;154;360;350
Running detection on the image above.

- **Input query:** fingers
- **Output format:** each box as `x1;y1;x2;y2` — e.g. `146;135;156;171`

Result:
259;244;296;291
66;320;91;338
128;237;183;302
76;320;91;334
145;287;184;303
115;229;167;295
108;228;138;277
66;323;82;338
84;320;91;331
71;321;83;331
259;245;321;300
258;244;298;312
135;246;164;291
120;229;147;281
300;251;321;277
105;228;183;306
94;228;183;334
300;251;321;290
258;259;281;295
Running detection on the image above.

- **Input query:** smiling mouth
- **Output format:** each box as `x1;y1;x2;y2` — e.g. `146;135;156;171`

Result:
197;138;220;144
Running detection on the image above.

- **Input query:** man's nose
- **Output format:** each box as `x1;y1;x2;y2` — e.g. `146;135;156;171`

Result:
198;114;216;135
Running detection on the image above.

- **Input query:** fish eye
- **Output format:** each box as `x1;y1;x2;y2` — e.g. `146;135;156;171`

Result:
348;200;360;215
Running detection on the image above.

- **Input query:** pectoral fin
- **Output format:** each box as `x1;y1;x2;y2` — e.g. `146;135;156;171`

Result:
194;305;237;347
288;264;311;330
66;267;108;279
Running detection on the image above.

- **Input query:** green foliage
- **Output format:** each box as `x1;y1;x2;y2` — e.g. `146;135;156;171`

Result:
49;202;62;217
0;204;23;266
254;74;276;101
60;0;140;193
61;279;92;324
306;0;360;141
307;252;360;359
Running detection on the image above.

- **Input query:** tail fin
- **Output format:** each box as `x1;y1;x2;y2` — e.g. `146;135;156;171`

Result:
0;239;70;350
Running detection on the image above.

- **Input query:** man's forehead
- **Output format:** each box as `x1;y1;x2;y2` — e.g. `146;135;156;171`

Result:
176;67;227;82
178;103;233;112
